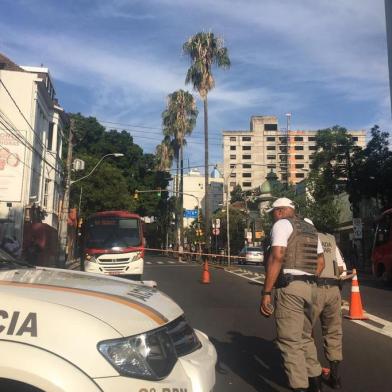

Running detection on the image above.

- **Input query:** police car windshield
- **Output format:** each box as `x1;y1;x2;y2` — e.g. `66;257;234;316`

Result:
0;248;32;269
85;217;141;249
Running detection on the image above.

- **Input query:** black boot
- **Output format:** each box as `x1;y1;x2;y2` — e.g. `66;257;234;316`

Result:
292;389;308;392
308;375;323;392
329;361;342;389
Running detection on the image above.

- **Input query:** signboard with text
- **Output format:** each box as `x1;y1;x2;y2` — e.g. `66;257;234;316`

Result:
0;131;26;202
183;209;198;218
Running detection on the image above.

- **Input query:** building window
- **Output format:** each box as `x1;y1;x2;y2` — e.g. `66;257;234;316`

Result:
309;145;317;150
295;173;305;178
242;163;251;169
267;155;276;160
264;124;278;131
308;136;316;141
279;137;288;143
242;172;252;178
267;146;276;151
267;164;276;169
295;155;304;159
230;146;236;150
295;164;304;169
242;136;252;142
242;146;251;151
230;173;236;178
230;164;236;168
310;154;316;159
230;182;236;187
351;136;358;142
242;182;252;187
281;174;288;181
242;155;251;159
230;155;236;159
266;136;276;142
43;179;50;208
294;136;303;142
295;145;304;150
230;136;236;141
47;122;54;151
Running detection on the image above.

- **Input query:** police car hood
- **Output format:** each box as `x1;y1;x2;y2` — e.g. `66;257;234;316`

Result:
0;267;183;336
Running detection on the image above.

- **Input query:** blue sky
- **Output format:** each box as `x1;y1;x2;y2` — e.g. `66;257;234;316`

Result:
1;0;390;169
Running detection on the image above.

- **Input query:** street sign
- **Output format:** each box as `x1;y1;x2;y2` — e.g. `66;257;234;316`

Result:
212;228;220;236
183;209;198;218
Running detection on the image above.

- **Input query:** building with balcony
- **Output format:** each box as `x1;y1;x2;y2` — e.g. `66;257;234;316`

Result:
0;53;67;250
223;115;366;193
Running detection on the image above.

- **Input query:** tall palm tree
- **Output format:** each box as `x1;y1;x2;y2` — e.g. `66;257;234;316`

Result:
183;31;230;249
155;134;174;171
162;90;198;248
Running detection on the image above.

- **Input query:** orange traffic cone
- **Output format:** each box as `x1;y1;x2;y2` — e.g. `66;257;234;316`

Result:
201;260;211;284
345;269;367;320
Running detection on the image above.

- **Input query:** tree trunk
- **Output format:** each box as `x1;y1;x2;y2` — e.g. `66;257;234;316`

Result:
204;97;210;250
180;143;184;248
176;155;180;249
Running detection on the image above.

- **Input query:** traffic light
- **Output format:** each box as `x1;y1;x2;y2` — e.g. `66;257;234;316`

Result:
157;188;161;197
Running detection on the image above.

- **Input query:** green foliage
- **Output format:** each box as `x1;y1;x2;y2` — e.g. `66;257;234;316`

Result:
67;114;170;218
348;125;392;211
230;184;244;203
212;207;246;255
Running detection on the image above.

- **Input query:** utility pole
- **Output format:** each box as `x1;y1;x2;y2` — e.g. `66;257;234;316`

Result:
58;117;74;268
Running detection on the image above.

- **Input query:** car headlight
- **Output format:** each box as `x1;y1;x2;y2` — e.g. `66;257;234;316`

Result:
85;255;97;263
131;252;142;262
98;329;177;380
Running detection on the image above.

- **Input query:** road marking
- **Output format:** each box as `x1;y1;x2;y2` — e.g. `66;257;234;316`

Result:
226;268;265;284
146;262;152;265
341;305;392;339
157;261;163;264
168;261;175;264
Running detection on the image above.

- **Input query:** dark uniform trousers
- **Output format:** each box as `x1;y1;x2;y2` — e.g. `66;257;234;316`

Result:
314;285;343;362
275;280;321;389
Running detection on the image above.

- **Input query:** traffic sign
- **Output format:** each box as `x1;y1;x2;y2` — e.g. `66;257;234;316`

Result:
212;228;220;236
183;209;198;218
353;218;362;239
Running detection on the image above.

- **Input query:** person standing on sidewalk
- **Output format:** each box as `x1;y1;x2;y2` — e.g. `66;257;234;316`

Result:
260;198;325;392
315;228;346;390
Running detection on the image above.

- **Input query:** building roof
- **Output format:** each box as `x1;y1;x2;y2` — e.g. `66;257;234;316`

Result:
0;53;25;72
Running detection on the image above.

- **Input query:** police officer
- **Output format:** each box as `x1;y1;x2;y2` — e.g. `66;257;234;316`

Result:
314;228;346;389
260;198;325;392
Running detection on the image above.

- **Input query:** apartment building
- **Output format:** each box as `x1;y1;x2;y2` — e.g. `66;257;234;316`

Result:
223;115;366;193
0;53;67;246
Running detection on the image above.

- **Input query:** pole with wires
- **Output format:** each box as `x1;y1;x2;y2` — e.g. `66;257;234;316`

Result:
58;118;74;268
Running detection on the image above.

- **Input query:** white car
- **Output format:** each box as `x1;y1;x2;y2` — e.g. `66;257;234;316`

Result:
238;246;264;265
0;249;217;392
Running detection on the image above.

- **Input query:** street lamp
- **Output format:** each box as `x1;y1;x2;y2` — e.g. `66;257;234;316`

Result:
70;153;124;185
58;152;124;267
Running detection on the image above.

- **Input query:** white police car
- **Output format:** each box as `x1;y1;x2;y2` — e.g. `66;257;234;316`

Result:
0;248;217;392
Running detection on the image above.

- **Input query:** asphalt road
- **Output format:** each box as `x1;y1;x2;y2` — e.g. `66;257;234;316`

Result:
143;253;392;392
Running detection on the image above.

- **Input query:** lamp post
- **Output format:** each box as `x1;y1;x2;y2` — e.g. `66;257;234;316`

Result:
58;152;124;267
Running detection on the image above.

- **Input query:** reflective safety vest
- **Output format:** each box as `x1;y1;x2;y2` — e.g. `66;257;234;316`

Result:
284;217;319;274
319;232;339;278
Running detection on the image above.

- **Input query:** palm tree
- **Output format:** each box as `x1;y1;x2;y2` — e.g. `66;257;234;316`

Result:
155;134;174;172
162;90;198;248
183;31;230;249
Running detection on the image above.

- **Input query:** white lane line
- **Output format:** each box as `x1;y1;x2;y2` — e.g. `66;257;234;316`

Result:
341;305;392;338
146;262;152;265
157;261;163;264
168;261;175;264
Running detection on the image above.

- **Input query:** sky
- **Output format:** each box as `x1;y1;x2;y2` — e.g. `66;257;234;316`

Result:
1;0;391;171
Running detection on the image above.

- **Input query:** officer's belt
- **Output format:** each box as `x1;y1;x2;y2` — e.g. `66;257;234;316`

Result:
288;274;318;283
317;277;340;286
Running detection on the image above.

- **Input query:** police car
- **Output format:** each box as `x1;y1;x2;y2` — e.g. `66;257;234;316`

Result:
0;248;217;392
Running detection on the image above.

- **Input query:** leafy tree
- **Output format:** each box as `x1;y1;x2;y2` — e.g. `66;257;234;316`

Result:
230;184;244;203
348;125;392;211
66;114;170;219
183;32;230;248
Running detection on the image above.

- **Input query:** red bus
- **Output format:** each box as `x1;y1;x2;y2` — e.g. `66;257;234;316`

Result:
372;208;392;282
82;211;144;279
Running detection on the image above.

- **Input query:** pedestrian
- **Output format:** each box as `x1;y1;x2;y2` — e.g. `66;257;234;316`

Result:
310;222;346;390
260;198;325;392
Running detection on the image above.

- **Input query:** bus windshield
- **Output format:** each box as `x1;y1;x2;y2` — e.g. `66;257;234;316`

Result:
85;217;141;249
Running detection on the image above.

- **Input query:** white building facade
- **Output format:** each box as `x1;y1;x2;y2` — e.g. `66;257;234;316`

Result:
0;53;67;247
172;168;224;228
